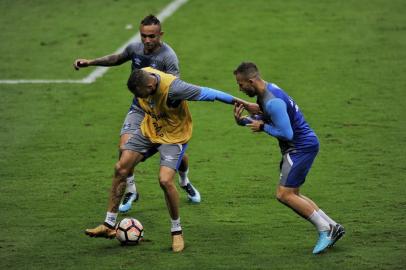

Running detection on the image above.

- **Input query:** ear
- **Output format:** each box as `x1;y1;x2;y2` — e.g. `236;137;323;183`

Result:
159;31;164;37
146;76;157;93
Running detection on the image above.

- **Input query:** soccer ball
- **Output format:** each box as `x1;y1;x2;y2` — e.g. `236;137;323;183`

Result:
116;217;144;245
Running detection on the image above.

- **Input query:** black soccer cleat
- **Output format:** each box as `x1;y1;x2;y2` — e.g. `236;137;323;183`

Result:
329;223;345;247
119;192;139;213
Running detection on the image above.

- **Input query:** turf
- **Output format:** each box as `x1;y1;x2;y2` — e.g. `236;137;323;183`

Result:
0;0;405;269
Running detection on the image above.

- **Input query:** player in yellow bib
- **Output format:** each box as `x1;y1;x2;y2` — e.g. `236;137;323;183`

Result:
137;67;193;144
85;67;259;252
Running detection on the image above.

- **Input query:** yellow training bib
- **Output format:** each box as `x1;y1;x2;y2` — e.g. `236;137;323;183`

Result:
137;67;193;144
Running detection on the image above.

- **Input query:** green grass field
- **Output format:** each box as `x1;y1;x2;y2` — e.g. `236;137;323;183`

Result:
1;0;405;269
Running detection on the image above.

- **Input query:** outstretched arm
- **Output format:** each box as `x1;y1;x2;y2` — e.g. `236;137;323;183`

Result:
168;80;259;113
73;48;131;70
247;98;293;141
198;87;259;114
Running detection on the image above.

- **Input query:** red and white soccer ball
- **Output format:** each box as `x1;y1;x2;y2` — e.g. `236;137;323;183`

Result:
116;218;144;245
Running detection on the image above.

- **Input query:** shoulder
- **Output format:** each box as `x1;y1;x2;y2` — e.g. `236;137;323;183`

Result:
125;42;143;54
161;43;178;58
265;98;287;114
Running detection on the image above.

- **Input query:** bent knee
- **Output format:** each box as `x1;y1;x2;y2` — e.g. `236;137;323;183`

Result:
276;189;294;204
159;177;174;189
114;162;130;179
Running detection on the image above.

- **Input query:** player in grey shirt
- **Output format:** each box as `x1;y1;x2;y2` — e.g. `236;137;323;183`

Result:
73;15;201;213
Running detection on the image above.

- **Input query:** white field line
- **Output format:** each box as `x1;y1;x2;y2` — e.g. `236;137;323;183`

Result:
0;0;188;85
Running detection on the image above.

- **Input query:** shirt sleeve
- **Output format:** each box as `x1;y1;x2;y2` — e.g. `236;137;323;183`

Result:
263;98;293;140
168;81;235;104
168;79;202;100
197;87;234;104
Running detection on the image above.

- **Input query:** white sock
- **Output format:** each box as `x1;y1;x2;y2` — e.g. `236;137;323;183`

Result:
318;209;337;226
171;217;182;233
308;210;330;232
178;169;190;187
105;212;118;227
126;174;137;194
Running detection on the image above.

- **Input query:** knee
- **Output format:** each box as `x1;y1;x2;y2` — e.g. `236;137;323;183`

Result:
276;189;292;204
159;177;174;190
114;162;130;180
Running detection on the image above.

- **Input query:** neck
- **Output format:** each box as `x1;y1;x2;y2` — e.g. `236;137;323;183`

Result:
144;42;162;55
255;79;267;97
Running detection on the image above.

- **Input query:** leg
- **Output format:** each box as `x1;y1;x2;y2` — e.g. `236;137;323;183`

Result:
158;143;189;252
159;166;179;220
178;153;189;172
85;150;144;238
178;153;201;203
118;133;139;213
278;151;336;254
293;181;345;248
159;165;184;252
299;191;346;248
108;150;144;212
296;192;319;212
118;110;144;212
276;186;317;219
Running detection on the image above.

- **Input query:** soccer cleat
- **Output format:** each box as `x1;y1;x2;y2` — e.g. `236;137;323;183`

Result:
171;231;184;252
119;192;139;213
181;183;201;203
329;223;345;247
312;231;332;254
312;224;338;254
85;223;116;239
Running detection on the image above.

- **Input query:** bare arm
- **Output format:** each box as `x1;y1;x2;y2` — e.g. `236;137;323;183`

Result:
73;51;130;70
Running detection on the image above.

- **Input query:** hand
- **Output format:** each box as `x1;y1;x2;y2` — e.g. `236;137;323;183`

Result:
246;120;264;132
73;59;90;70
243;102;260;114
233;98;261;114
233;103;245;124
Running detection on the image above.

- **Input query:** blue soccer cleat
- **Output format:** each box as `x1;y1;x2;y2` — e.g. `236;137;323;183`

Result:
119;192;139;213
312;229;333;254
181;183;201;203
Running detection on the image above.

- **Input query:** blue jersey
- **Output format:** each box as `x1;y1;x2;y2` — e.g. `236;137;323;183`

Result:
259;82;319;154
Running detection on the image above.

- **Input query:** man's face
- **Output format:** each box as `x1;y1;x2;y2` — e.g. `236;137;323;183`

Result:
134;85;153;98
140;24;162;53
235;73;256;97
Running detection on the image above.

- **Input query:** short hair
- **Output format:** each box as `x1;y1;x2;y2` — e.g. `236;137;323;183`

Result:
141;14;161;27
127;69;150;96
233;62;260;79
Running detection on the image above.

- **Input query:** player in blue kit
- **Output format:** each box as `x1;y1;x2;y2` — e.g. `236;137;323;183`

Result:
232;62;345;254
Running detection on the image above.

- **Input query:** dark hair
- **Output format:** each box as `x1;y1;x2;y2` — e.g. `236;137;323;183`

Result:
233;62;260;78
127;69;150;96
141;14;161;26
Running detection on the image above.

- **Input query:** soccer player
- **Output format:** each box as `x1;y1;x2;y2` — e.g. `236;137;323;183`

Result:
85;67;259;252
232;62;345;254
73;15;201;212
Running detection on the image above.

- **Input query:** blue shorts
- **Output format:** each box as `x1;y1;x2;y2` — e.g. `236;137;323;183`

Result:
279;149;318;188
